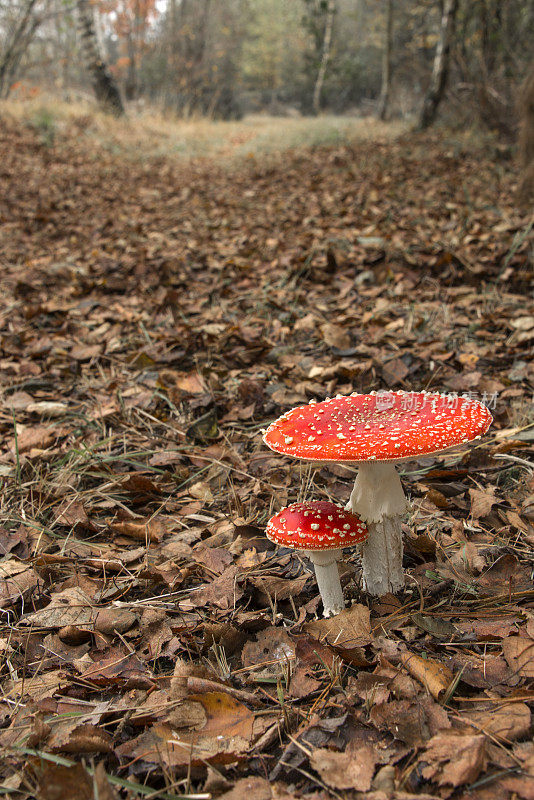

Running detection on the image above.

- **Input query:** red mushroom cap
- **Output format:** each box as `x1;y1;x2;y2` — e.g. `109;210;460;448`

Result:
263;391;492;462
266;500;368;550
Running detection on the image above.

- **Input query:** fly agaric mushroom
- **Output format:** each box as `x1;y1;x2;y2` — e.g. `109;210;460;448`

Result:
263;391;492;596
266;500;368;616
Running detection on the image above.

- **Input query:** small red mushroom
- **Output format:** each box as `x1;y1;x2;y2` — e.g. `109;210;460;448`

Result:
263;391;492;596
266;500;368;616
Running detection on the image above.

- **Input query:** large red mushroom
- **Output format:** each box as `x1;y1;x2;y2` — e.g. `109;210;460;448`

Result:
263;391;492;596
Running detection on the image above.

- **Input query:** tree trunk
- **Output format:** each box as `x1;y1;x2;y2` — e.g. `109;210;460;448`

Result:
76;0;125;116
518;62;534;205
0;0;40;98
312;0;336;115
377;0;393;121
417;0;458;130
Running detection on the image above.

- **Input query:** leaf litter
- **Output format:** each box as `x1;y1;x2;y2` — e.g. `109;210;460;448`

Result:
0;117;533;797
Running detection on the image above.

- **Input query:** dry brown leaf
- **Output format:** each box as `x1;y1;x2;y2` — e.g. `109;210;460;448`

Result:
9;424;57;454
93;762;120;800
304;603;371;649
192;545;234;575
115;691;257;767
26;401;68;417
70;343;102;361
10;670;65;701
511;316;534;331
54;499;94;529
191;565;244;610
167;699;208;730
382;357;409;386
250;573;309;601
48;723;113;754
30;762;95;800
320;322;350;350
310;744;377;791
241;627;295;681
399;651;453;700
462;702;531;741
110;515;165;542
502;636;534;677
369;697;449;746
217;777;272;800
420;731;486;787
189;480;214;502
456;615;521;640
476;554;533;595
77;650;155;690
20;587;95;629
94;607;137;635
469;486;497;519
0;558;38;607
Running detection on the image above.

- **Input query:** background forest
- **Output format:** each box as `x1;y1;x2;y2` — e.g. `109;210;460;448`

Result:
1;2;534;800
1;0;533;131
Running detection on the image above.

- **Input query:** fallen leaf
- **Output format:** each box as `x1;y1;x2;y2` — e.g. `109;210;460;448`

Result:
70;343;102;361
461;703;531;741
20;587;95;629
320;323;350;350
250;573;309;601
399;651;453;700
189;480;214;502
29;762;95;800
110;515;165;542
191;565;244;610
310;743;377;791
502;636;534;677
369;697;450;746
115;692;257;767
94;607;137;635
77;651;155;690
304;603;371;649
48;722;113;754
469;486;497;519
241;627;295;681
0;559;39;607
420;731;486;787
26;401;68;417
9;424;56;454
382;357;409;386
218;777;272;800
54;499;95;530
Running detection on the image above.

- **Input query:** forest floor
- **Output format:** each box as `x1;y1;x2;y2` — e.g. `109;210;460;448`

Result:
0;108;533;800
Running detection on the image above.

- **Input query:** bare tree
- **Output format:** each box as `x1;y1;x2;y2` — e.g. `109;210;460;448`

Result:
0;0;44;98
518;62;534;205
417;0;458;130
377;0;393;121
76;0;125;115
312;0;335;115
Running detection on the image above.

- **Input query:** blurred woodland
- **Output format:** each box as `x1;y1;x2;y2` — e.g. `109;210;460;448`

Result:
2;2;534;800
1;0;533;130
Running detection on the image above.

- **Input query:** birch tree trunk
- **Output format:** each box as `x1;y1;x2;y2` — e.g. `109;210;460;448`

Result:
377;0;393;121
312;0;336;115
417;0;458;130
76;0;125;116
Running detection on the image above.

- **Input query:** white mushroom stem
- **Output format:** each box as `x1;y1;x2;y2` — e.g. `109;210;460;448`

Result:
346;461;408;596
306;548;344;617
